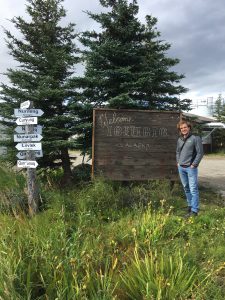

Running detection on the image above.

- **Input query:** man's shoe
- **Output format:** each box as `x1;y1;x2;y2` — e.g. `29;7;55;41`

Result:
190;211;198;217
184;211;198;219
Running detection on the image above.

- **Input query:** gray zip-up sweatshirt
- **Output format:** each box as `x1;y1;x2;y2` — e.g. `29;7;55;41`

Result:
176;134;204;167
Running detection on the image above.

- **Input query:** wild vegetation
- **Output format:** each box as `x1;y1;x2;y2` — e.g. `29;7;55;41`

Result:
0;163;225;299
0;1;224;298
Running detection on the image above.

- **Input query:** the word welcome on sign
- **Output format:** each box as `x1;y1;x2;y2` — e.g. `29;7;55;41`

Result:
92;109;181;181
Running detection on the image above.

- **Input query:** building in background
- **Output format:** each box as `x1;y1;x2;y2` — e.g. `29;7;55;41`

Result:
183;111;225;153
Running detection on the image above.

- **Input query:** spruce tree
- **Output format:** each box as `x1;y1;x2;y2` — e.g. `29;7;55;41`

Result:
79;0;190;111
213;94;225;151
0;0;80;184
213;94;225;122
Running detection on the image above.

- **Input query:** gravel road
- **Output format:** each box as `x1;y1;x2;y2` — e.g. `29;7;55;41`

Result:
198;156;225;197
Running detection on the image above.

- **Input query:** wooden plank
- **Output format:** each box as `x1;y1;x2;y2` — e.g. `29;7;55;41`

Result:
95;153;174;166
95;142;176;154
94;165;178;181
92;109;180;181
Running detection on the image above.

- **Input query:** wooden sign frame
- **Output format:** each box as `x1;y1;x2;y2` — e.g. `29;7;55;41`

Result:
92;109;181;181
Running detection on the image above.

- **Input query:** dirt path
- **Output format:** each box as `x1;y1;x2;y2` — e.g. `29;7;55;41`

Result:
198;156;225;197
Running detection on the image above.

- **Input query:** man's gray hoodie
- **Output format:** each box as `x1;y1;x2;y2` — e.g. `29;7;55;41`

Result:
176;134;204;167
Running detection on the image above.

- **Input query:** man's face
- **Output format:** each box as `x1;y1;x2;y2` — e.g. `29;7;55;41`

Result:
180;124;190;136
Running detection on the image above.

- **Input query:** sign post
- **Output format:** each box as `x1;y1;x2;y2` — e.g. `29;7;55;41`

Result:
14;101;44;216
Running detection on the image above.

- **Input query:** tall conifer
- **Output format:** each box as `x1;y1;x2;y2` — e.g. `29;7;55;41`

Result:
80;0;189;110
0;0;80;183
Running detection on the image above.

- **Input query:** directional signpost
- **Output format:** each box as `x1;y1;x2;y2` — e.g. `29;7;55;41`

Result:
16;117;38;125
15;125;42;134
16;142;42;151
20;100;31;109
14;108;44;117
16;150;43;160
14;100;44;216
17;160;38;169
14;134;43;142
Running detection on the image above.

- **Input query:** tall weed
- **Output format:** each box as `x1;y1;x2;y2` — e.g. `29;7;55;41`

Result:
0;164;27;215
121;248;198;300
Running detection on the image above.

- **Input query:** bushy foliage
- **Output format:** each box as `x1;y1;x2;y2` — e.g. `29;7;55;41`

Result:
0;165;225;298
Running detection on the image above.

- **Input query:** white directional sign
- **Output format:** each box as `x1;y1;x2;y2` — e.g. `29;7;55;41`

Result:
15;125;42;134
16;117;38;125
14;105;43;204
20;100;31;109
17;160;38;169
14;108;44;117
16;150;43;159
14;134;43;142
16;142;42;151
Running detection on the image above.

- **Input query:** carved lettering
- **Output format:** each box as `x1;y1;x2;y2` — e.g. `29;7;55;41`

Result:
159;128;168;137
105;125;169;138
107;126;112;136
99;112;133;129
143;127;151;137
114;126;123;136
115;142;151;151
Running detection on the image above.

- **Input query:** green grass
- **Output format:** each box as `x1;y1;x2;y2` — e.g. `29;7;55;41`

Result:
0;164;225;299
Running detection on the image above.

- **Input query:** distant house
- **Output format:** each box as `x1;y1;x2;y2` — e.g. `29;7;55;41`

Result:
183;112;225;153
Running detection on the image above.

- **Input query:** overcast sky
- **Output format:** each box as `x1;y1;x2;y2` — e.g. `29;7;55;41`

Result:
1;0;225;105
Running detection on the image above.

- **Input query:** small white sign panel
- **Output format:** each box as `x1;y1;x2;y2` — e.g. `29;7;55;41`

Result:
16;117;38;125
14;108;44;117
14;134;43;142
16;150;43;159
17;160;38;168
16;142;42;151
15;125;42;134
20;100;31;109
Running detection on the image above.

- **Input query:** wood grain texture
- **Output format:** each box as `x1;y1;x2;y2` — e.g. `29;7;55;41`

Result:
92;109;180;180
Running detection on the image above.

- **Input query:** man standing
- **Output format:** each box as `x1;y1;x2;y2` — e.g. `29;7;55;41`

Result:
176;120;204;217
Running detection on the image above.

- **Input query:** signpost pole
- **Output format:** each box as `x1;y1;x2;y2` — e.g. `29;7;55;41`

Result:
26;102;39;216
15;100;43;216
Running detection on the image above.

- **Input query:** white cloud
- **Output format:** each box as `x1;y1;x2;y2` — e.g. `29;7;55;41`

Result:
1;0;225;104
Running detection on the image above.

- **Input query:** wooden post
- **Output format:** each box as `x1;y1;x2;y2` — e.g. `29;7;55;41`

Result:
26;102;39;216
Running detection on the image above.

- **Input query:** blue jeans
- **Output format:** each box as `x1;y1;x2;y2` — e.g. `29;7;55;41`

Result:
178;166;199;213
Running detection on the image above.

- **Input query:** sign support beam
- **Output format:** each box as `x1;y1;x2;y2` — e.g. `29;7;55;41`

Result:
24;102;39;216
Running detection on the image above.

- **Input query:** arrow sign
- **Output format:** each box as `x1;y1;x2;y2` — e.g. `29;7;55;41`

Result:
16;150;43;159
17;160;38;169
15;125;42;134
14;108;44;117
16;143;42;151
20;100;31;109
14;134;43;142
16;117;38;125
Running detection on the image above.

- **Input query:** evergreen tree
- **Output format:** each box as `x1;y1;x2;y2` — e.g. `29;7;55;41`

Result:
213;93;225;122
213;94;225;151
0;0;80;184
79;0;190;111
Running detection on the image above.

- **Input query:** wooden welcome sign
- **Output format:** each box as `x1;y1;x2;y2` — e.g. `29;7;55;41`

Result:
92;109;181;181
